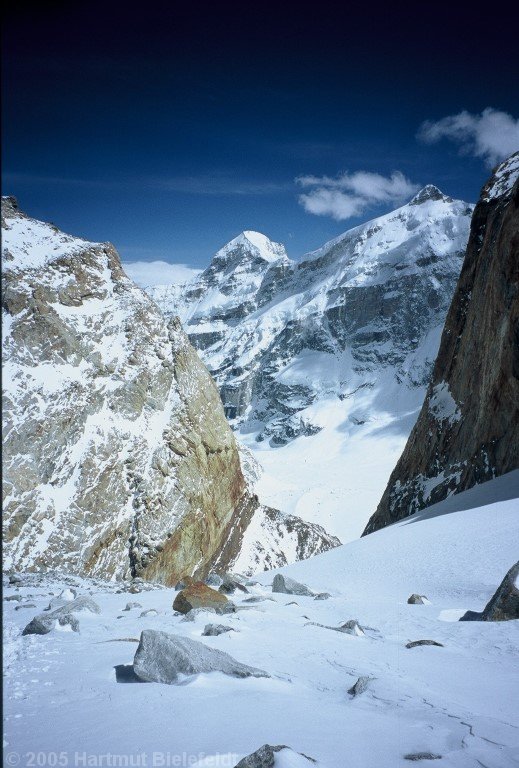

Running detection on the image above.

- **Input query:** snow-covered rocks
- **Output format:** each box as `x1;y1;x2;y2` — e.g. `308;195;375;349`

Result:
234;744;317;767
408;594;429;605
347;675;372;697
132;630;269;684
272;574;314;597
201;623;236;636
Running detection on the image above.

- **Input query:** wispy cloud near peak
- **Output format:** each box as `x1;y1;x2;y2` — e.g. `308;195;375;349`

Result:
296;170;420;221
417;108;519;167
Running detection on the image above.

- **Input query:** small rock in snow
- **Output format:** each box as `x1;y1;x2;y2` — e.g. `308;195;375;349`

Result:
406;640;444;649
407;594;429;605
139;609;159;617
201;623;236;636
404;753;442;761
348;676;372;696
234;743;317;767
314;593;331;600
123;602;143;611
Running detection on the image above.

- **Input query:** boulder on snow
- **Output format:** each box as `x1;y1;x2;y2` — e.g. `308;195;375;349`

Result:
272;574;314;597
173;582;230;614
348;675;372;696
406;640;444;649
21;595;100;636
338;620;365;636
201;623;236;636
404;754;442;761
204;573;224;587
123;602;142;611
460;561;519;622
5;595;23;602
139;609;159;618
9;574;23;585
235;744;317;767
407;594;429;605
314;593;331;601
218;574;249;595
23;612;79;635
132;629;269;684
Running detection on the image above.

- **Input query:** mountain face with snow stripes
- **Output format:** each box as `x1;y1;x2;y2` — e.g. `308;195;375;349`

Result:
364;153;519;534
1;197;338;581
149;186;473;447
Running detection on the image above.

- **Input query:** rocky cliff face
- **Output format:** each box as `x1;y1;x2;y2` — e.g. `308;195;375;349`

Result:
2;198;338;582
363;153;519;534
149;188;473;447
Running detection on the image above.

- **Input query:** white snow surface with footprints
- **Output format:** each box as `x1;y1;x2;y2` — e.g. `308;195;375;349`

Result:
4;473;519;767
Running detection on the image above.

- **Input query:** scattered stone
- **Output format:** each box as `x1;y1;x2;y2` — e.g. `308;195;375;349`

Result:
460;561;519;622
404;753;442;761
338;620;365;636
272;574;314;597
406;640;444;649
15;603;37;610
235;744;317;767
173;582;230;614
204;573;223;588
202;624;236;636
314;592;331;600
132;629;269;684
4;595;23;602
348;676;372;696
128;585;141;594
218;574;249;595
243;596;274;603
23;611;78;635
181;607;216;622
408;594;429;605
123;602;142;611
21;596;100;636
285;601;298;606
139;609;159;618
9;574;23;585
305;619;365;636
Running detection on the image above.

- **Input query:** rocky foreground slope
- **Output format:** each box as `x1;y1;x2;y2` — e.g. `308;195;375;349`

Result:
150;188;473;447
364;153;519;534
1;197;338;582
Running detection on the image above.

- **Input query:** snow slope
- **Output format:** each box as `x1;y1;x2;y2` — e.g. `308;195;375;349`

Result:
4;473;518;767
148;188;473;541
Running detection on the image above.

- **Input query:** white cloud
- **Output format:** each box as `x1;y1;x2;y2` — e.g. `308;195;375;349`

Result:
296;170;420;221
122;260;202;288
418;108;519;167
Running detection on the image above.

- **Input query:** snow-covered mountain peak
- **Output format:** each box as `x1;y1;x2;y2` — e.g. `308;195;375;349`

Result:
409;184;451;205
482;151;519;202
212;230;288;266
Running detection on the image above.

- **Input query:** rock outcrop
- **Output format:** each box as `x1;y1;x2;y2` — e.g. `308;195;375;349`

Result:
364;154;519;534
460;560;519;621
2;198;337;582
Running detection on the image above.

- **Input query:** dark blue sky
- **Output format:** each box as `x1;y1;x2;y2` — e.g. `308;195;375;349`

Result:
3;2;518;268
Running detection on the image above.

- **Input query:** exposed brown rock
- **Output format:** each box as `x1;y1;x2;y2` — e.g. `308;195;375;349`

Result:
364;153;519;534
172;582;230;614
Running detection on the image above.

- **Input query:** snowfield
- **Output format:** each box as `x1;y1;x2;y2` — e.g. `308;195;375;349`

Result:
4;473;519;767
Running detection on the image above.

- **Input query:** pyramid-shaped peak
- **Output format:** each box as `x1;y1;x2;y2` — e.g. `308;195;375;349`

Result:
409;185;451;206
215;230;287;264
